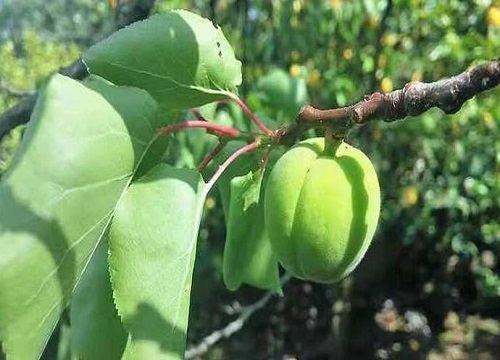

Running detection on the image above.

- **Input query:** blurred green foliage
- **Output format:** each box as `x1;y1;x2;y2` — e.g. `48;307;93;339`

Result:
0;0;499;358
166;0;500;357
0;30;80;109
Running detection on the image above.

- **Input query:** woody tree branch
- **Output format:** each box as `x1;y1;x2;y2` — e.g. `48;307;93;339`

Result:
185;274;291;359
273;60;500;146
0;0;157;140
0;60;88;140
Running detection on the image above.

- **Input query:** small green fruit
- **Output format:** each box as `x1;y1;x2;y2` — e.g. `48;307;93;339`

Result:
264;137;380;283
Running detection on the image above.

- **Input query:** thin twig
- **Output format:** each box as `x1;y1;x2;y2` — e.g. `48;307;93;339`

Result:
233;96;273;135
0;0;157;141
273;60;500;146
197;140;226;172
190;107;235;138
185;274;291;359
191;107;207;121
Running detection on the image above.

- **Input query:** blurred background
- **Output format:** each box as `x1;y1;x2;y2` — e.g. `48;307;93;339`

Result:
0;0;499;359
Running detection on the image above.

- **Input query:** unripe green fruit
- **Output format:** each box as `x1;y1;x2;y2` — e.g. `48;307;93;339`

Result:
264;137;380;283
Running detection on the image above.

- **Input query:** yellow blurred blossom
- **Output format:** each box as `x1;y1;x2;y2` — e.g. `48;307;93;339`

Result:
381;32;397;47
483;112;496;129
216;0;228;12
444;311;460;329
366;16;378;29
329;0;343;8
401;186;418;207
291;50;300;62
342;48;353;60
205;197;216;209
486;5;500;27
307;69;321;89
255;66;264;78
411;71;423;82
289;64;301;78
380;77;393;93
293;0;302;14
377;54;387;69
409;339;420;352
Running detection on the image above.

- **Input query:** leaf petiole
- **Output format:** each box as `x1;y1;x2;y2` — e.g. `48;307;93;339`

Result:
157;120;241;138
231;95;274;136
197;140;227;172
206;140;260;190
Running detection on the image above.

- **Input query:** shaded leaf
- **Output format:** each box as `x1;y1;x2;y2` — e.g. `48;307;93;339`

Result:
254;68;309;120
70;235;127;360
109;164;206;360
0;74;165;360
223;170;282;293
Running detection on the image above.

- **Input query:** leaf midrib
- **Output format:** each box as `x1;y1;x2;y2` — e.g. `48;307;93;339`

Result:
85;59;233;97
31;132;164;358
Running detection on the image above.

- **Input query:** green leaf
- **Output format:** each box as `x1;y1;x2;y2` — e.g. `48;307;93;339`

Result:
109;164;206;360
207;142;286;221
0;74;165;360
223;170;282;293
70;235;127;360
83;75;172;180
254;68;309;120
207;141;260;219
83;10;242;111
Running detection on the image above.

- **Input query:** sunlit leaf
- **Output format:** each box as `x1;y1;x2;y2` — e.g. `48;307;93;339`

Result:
84;10;242;111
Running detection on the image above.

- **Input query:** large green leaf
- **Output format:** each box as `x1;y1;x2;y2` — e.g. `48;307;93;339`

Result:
70;234;127;360
109;164;206;360
0;74;166;360
83;10;242;111
223;170;282;293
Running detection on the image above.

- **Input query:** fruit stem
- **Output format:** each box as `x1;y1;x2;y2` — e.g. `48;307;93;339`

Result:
323;126;343;156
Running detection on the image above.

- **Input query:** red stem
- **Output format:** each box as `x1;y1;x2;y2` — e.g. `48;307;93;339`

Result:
206;140;260;190
157;121;241;138
197;141;226;172
234;97;273;135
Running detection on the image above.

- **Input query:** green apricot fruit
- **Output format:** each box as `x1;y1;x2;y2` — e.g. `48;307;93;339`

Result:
264;137;380;283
